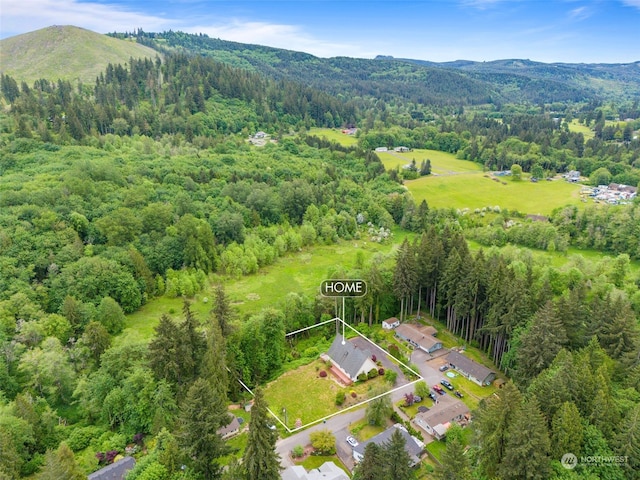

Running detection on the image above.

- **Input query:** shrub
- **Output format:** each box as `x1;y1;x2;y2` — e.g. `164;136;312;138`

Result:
378;368;385;376
371;354;377;362
350;390;357;398
384;369;398;385
367;368;378;379
319;370;327;378
335;391;346;406
67;426;103;452
357;373;367;382
292;445;304;458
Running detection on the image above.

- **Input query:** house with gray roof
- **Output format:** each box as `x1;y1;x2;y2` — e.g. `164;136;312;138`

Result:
445;351;496;386
414;399;470;440
281;461;348;480
325;335;377;383
395;324;442;354
352;424;423;466
87;456;135;480
216;415;242;439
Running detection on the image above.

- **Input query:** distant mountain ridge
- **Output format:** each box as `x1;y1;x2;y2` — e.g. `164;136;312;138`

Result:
377;56;640;102
0;25;158;85
2;26;639;105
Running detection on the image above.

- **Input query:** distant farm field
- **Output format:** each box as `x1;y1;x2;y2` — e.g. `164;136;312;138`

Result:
308;128;359;147
377;149;482;174
405;173;583;215
568;120;595;139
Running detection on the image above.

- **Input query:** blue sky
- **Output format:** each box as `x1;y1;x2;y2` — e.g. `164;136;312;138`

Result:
1;0;639;63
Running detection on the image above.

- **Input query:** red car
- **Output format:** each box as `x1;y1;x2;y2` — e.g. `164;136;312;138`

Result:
433;384;444;394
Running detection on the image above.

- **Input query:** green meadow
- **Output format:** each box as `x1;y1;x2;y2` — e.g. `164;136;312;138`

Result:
405;173;583;215
568;119;595;139
308;127;360;147
377;149;483;174
118;232;412;344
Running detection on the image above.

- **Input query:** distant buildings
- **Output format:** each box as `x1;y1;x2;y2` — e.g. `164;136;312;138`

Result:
394;324;442;354
563;170;581;183
88;456;136;480
445;351;496;386
352;424;424;466
414;399;470;440
282;461;349;480
381;317;400;330
581;183;637;205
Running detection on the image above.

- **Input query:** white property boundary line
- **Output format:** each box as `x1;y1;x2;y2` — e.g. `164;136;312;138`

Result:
235;317;424;434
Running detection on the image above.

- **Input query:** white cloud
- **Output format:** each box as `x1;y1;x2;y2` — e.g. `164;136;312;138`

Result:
459;0;509;9
184;20;372;58
0;0;172;38
620;0;640;9
568;6;592;20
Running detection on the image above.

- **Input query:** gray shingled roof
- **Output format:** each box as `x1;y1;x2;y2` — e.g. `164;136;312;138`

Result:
87;456;136;480
353;426;422;465
327;335;372;380
414;398;470;428
445;351;495;383
395;324;441;351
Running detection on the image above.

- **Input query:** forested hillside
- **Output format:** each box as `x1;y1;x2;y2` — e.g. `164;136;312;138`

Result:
0;27;639;480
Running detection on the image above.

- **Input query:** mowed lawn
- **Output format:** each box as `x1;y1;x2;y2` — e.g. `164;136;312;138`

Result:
264;360;388;428
377;149;483;174
308;128;359;147
568;120;595;139
405;174;583;215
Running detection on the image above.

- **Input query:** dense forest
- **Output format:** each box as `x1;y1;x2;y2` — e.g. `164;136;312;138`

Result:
1;29;639;480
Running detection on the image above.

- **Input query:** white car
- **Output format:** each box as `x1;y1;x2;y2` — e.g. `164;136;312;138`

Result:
346;435;358;447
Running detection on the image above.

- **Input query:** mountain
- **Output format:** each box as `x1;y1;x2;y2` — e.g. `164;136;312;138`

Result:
0;25;159;85
130;30;640;105
381;56;640;102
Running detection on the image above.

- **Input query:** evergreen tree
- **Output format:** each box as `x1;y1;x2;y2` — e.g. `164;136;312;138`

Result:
36;442;84;480
366;389;392;426
435;438;472;480
353;442;386;480
613;403;640;479
148;314;181;386
393;239;417;321
515;300;567;386
384;429;414;480
202;314;228;400
499;398;551;480
212;284;234;337
472;381;523;478
178;301;207;386
242;388;281;480
178;378;230;479
551;401;583;459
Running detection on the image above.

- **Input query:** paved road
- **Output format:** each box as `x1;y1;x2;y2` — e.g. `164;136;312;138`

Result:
276;347;457;470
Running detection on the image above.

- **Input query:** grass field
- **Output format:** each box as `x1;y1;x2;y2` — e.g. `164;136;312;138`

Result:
377;149;483;175
405;173;583;215
263;360;388;428
568;119;595;139
308;128;360;147
118;234;410;346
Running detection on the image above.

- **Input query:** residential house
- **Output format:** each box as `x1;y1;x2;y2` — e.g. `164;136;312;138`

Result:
374;147;388;152
324;335;378;384
382;317;400;330
445;351;496;386
88;456;136;480
394;146;410;152
394;324;442;354
217;415;242;440
352;424;423;466
414;399;470;440
282;461;348;480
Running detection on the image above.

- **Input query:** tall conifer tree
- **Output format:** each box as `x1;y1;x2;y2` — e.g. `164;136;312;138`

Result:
242;388;281;480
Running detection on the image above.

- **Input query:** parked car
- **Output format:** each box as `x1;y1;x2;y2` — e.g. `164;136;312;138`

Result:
433;384;445;394
346;436;358;447
439;364;449;372
440;380;454;390
454;391;464;398
428;392;437;401
413;395;422;403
